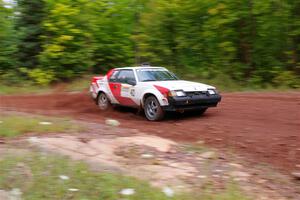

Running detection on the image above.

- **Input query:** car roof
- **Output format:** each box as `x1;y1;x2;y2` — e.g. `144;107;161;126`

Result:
114;66;167;70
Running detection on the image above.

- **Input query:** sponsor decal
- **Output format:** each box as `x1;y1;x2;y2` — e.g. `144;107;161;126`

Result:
121;85;130;93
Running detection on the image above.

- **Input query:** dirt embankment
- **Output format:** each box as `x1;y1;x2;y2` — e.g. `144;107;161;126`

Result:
1;92;300;173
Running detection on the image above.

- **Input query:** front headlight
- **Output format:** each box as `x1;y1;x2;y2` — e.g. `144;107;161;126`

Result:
176;90;186;97
207;89;217;95
168;90;186;97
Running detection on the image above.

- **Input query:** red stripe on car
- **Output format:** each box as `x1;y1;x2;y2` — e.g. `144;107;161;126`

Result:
154;85;170;98
109;82;137;106
91;76;103;88
106;69;115;80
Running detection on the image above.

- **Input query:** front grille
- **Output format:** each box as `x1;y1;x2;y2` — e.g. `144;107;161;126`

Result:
185;91;207;97
173;102;218;109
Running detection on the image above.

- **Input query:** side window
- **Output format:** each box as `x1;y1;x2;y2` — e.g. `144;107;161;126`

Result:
116;70;136;84
109;70;119;82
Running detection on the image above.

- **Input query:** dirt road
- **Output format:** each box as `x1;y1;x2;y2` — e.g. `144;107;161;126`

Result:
1;92;300;173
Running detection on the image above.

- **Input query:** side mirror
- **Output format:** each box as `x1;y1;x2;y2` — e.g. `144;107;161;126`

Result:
127;79;136;86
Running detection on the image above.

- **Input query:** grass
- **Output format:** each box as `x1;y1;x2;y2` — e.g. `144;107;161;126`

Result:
0;152;250;200
64;75;92;92
0;84;52;95
0;115;85;137
1;73;299;95
0;75;93;95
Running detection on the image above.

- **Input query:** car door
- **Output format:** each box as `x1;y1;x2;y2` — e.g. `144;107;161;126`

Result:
109;69;138;107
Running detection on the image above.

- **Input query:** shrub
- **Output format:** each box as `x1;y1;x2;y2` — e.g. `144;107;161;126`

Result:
27;68;55;86
273;71;300;88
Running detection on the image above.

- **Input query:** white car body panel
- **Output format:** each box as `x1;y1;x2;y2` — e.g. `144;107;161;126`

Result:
90;66;219;108
152;80;215;91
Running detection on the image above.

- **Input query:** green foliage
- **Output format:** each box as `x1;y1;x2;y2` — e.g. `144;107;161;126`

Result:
86;0;137;72
39;0;95;80
0;114;85;137
0;67;55;86
0;83;52;95
27;68;55;85
273;71;300;89
0;0;17;71
16;0;45;69
0;70;25;85
0;0;299;89
134;0;300;88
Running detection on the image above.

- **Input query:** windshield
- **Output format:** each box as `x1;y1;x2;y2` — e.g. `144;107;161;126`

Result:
136;68;178;82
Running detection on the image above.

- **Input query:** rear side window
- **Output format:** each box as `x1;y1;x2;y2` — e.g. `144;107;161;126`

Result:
116;70;136;84
109;70;119;82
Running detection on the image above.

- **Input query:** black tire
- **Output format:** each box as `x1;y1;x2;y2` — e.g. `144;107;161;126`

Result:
97;92;111;111
144;96;165;121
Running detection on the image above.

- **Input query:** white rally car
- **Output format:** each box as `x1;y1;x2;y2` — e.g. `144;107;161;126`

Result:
90;65;221;121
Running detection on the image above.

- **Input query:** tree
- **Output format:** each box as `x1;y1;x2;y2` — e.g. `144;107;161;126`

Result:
134;0;181;67
1;0;299;87
88;0;138;72
16;0;45;69
288;0;300;74
39;0;95;80
135;0;299;87
0;0;16;73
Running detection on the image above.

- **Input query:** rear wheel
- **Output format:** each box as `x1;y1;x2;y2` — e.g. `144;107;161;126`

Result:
144;96;165;121
97;93;111;111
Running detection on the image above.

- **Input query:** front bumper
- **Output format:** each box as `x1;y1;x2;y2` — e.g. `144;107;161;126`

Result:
162;94;221;111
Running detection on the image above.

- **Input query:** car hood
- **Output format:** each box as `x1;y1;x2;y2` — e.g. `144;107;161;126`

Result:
151;80;215;91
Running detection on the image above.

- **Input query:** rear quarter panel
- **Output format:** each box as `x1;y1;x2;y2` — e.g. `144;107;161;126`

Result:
90;76;119;104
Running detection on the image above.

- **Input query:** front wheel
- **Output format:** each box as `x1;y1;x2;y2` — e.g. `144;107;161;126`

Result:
144;96;165;121
97;93;111;111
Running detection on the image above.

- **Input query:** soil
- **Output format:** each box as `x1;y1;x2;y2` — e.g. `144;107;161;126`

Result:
1;91;300;174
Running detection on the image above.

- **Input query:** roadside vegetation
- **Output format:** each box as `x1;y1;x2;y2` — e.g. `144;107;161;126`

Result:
0;75;92;95
0;84;52;95
0;72;299;96
0;0;300;91
0;151;250;200
0;114;85;137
